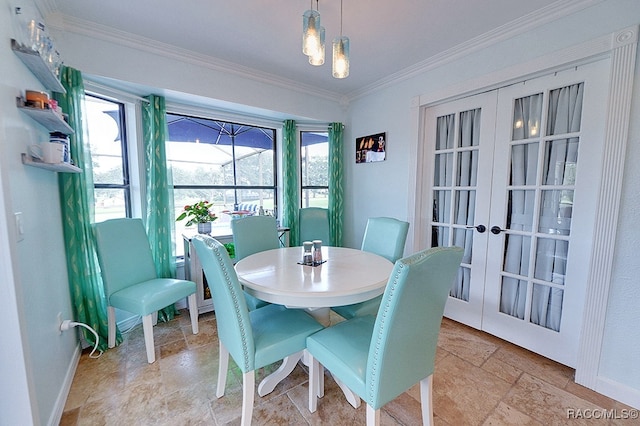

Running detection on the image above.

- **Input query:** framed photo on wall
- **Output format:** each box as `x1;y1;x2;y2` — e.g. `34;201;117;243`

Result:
356;132;386;163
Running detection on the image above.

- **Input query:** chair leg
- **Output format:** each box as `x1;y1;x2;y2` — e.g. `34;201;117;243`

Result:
217;342;229;398
187;293;199;334
420;375;434;426
308;355;319;413
142;314;156;363
366;404;380;426
241;370;255;426
318;363;325;398
152;311;158;326
107;306;116;348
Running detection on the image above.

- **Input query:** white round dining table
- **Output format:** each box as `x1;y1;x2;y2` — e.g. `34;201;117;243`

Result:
235;246;394;309
234;246;394;406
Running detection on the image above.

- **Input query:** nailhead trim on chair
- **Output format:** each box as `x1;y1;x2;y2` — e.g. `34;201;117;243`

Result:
203;236;251;371
367;262;403;406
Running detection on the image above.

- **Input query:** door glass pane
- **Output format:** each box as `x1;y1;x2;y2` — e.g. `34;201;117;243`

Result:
454;190;476;225
458;109;481;147
539;190;573;235
534;237;568;285
502;234;531;275
433;153;453;186
510;142;539;186
546;83;583;135
542;138;579;186
506;190;535;232
432;190;451;223
451;266;471;301
431;226;449;247
531;284;563;331
436;114;454;149
457;150;478;186
499;277;527;319
512;93;543;140
453;228;473;263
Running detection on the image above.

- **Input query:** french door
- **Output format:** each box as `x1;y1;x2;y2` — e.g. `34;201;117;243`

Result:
422;59;608;367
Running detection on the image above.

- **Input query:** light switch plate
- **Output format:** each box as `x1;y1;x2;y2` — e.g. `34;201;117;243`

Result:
14;212;24;242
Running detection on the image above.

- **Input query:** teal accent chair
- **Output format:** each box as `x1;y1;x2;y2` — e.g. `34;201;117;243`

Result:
332;217;409;319
191;235;324;426
93;218;199;364
299;207;331;246
231;215;280;310
307;246;464;425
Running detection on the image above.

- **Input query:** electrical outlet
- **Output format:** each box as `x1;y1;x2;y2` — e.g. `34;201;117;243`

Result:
57;312;63;335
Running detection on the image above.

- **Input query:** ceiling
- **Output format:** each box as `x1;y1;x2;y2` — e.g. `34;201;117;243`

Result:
36;0;595;98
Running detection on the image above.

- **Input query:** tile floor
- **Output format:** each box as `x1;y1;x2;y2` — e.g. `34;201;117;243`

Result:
60;311;634;425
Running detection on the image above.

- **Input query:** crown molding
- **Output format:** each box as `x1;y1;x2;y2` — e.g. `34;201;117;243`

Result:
45;13;345;104
42;0;604;104
347;0;606;100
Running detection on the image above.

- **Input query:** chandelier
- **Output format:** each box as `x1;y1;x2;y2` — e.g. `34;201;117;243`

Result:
302;0;349;78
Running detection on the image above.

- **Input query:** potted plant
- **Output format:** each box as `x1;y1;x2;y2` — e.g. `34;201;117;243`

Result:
176;200;218;234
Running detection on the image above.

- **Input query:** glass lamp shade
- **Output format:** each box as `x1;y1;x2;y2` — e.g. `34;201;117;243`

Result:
309;26;325;66
332;36;350;78
302;10;321;56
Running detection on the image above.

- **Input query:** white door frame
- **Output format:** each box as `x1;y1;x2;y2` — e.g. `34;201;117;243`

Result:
407;26;637;391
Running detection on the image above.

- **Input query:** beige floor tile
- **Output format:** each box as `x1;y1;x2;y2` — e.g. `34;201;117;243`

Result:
438;319;500;367
482;401;542;425
433;354;513;426
504;373;609;425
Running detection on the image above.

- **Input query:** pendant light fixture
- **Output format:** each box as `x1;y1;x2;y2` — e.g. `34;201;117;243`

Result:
332;0;349;78
309;25;325;66
308;0;325;66
302;0;321;57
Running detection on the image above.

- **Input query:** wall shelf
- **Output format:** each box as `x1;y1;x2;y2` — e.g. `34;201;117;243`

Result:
11;39;65;93
21;153;81;173
16;98;74;134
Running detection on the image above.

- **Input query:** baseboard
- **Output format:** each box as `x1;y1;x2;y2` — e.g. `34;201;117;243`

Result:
48;343;81;426
596;376;640;409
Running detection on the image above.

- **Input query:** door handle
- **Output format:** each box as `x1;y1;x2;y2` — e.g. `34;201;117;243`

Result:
490;226;504;235
466;224;486;233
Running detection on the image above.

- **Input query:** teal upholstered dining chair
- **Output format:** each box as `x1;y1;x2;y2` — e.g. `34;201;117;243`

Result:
93;218;199;364
332;217;409;320
231;215;280;310
299;207;331;246
307;246;463;426
191;235;324;426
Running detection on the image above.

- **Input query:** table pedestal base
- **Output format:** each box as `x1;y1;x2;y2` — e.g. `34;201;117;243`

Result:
257;351;303;397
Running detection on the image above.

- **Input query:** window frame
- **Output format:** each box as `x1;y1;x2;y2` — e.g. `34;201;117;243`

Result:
85;92;133;219
299;129;329;209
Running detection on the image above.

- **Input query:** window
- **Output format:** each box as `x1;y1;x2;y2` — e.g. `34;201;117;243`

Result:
85;94;131;222
166;113;277;256
300;131;329;208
